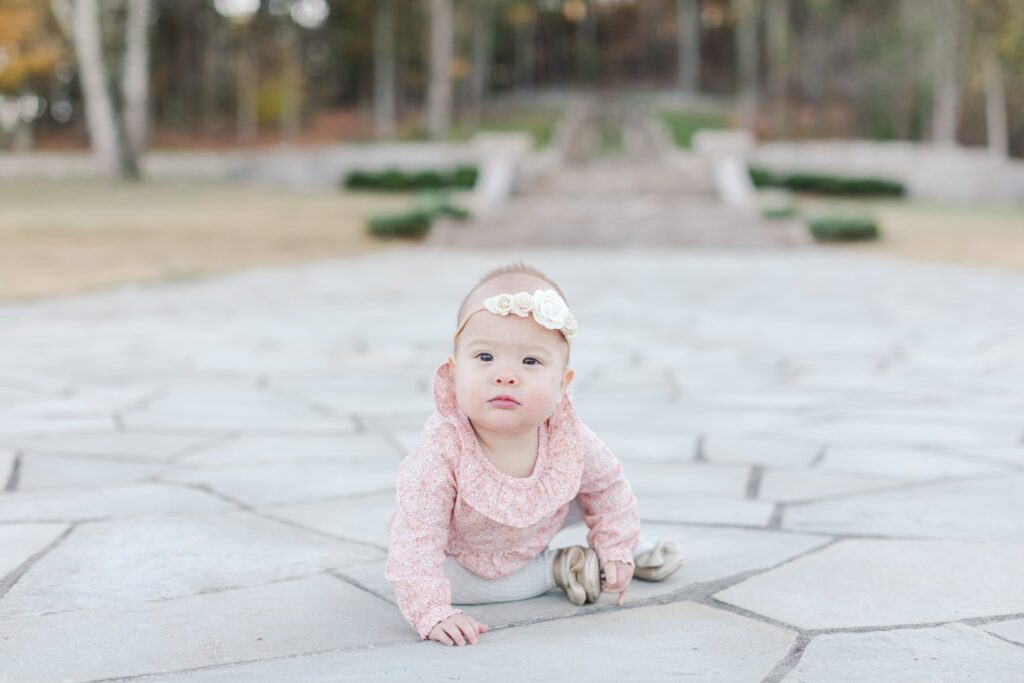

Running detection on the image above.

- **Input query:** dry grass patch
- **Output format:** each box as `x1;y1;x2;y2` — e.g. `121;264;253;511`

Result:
0;180;413;301
797;198;1024;272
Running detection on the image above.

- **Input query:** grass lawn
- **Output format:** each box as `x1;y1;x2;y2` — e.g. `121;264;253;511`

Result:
658;110;730;149
794;197;1024;272
398;108;561;149
0;180;414;301
452;109;560;148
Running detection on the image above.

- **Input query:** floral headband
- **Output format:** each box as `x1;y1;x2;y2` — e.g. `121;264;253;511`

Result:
454;289;578;343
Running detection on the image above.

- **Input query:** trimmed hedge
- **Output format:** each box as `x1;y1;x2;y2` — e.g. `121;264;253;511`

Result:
807;216;880;242
367;191;471;238
749;166;905;197
413;190;470;220
762;206;798;220
367;210;434;238
345;165;478;192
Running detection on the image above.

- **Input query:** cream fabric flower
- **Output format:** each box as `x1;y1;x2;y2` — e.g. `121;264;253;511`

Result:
484;293;513;315
531;289;570;331
511;292;535;317
563;313;579;340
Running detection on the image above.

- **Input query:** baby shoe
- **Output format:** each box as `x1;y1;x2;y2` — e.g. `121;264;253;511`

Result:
633;540;686;582
552;545;602;606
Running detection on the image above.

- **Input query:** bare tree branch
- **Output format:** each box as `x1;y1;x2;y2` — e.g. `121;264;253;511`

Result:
50;0;74;40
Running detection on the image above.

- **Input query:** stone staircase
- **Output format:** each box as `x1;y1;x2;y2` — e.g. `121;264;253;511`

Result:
429;99;809;249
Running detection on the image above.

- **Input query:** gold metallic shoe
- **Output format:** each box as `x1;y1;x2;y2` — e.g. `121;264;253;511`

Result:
633;540;686;582
552;545;602;605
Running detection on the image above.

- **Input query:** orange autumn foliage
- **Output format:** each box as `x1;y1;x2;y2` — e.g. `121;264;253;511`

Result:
0;0;66;92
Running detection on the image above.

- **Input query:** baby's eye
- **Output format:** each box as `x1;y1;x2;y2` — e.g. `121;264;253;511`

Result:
475;352;493;362
522;356;541;366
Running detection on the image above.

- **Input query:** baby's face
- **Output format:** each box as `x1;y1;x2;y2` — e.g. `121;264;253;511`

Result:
451;309;573;439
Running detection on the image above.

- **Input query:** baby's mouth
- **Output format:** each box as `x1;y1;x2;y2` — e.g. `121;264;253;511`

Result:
488;395;520;408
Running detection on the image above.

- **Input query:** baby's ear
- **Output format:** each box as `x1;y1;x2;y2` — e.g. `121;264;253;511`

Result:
561;368;574;396
447;355;456;370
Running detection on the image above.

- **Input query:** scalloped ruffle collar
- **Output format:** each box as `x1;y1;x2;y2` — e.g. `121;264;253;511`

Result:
432;361;584;527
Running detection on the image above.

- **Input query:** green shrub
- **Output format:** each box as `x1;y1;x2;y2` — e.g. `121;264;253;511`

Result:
748;166;776;188
377;169;409;191
345;170;372;189
344;166;479;192
413;190;471;221
748;166;905;197
843;177;906;196
762;206;797;220
450;165;478;188
435;203;470;220
411;170;445;189
807;215;880;242
367;210;433;238
367;192;471;238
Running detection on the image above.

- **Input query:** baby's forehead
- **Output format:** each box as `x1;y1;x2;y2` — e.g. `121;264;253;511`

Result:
472;273;549;299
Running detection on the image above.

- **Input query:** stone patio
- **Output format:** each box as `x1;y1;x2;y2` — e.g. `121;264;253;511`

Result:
1;245;1023;681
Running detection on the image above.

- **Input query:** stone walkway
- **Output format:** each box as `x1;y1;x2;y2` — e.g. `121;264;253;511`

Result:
2;246;1024;681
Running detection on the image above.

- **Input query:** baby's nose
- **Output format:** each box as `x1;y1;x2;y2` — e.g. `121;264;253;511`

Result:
493;369;518;385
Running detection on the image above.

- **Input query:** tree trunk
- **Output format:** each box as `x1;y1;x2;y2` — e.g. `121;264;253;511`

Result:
982;40;1008;159
469;0;495;118
515;9;536;92
931;0;959;144
676;0;699;92
735;0;759;129
50;0;72;37
122;0;151;157
640;0;659;77
374;0;397;138
279;21;303;142
576;0;599;82
201;9;225;136
427;0;453;139
236;25;258;143
765;0;789;125
70;0;139;178
12;117;34;152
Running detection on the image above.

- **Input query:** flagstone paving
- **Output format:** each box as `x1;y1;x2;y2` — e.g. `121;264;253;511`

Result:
1;248;1024;681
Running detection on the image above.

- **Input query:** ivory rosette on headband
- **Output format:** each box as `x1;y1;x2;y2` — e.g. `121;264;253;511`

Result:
455;289;578;342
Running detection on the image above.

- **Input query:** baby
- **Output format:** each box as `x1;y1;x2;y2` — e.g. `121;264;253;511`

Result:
385;263;684;646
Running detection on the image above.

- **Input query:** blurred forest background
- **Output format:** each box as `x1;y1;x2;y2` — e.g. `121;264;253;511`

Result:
2;1;1023;300
1;0;1022;179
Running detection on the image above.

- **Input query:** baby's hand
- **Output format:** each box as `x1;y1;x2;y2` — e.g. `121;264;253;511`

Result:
427;614;490;647
602;561;634;606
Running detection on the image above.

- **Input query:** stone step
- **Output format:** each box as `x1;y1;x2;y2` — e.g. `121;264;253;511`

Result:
435;158;807;248
529;160;715;196
431;198;808;248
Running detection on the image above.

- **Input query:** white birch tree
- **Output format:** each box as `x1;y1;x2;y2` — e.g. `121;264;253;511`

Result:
765;0;789;124
931;0;960;144
469;0;496;117
981;41;1008;158
374;0;397;138
735;0;759;129
427;0;453;139
122;0;150;157
676;0;699;92
51;0;144;179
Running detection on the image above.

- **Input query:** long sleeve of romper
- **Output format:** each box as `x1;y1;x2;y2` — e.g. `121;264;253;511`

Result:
385;434;463;639
575;423;641;568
